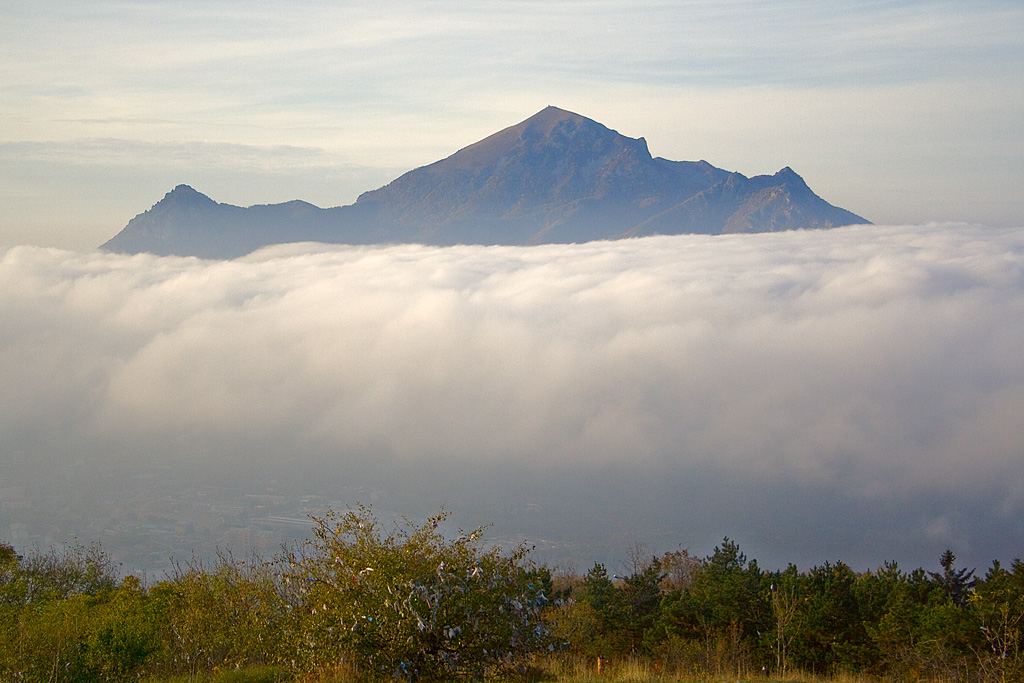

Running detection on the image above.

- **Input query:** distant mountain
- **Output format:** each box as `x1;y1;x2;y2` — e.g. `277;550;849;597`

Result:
101;107;868;258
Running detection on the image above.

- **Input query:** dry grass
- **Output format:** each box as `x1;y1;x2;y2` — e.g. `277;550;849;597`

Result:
519;655;898;683
291;662;360;683
145;658;956;683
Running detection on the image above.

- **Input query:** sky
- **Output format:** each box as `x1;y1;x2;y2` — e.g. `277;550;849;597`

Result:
1;0;1022;250
2;1;1024;574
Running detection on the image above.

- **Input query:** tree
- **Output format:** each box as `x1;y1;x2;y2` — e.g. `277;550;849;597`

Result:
620;557;665;655
971;559;1024;683
691;539;767;639
576;556;665;658
575;563;620;657
929;549;977;608
5;541;117;605
0;542;155;683
84;576;163;682
791;561;873;674
151;551;292;676
660;548;700;592
768;565;800;676
0;542;24;606
681;538;768;675
283;505;554;681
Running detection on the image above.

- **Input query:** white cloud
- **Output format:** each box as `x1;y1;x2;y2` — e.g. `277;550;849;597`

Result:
2;224;1023;568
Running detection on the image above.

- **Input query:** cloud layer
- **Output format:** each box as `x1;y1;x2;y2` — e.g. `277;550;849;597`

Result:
2;224;1024;570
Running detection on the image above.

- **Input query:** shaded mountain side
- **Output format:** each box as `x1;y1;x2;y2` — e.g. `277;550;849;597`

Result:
626;167;868;237
101;106;869;258
104;186;324;258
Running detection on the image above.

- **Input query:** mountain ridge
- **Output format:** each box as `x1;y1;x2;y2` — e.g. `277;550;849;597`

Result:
102;107;869;258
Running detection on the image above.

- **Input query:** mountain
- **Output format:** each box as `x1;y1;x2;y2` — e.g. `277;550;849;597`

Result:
101;107;868;258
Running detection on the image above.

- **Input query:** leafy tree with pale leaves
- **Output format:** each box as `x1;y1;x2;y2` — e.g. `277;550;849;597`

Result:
282;505;554;682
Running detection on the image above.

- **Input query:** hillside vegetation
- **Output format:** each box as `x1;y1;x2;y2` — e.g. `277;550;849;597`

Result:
2;507;1021;682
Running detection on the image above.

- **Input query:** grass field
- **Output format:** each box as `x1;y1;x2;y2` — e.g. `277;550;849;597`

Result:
139;659;895;683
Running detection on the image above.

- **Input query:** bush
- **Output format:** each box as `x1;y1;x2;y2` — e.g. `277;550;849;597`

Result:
0;541;136;683
150;552;293;677
282;505;555;681
18;541;118;603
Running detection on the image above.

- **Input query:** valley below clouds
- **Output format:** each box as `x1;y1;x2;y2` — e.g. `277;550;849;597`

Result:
3;223;1023;572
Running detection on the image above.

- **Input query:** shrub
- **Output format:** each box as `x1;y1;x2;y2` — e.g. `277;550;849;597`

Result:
0;541;134;683
282;505;555;681
151;552;293;677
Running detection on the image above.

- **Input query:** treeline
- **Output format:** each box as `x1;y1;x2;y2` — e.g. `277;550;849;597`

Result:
1;508;1022;683
553;541;1022;682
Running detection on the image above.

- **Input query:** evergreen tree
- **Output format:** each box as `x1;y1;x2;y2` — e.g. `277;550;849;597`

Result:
928;549;976;608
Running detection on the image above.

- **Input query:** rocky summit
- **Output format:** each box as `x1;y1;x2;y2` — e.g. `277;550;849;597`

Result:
102;107;869;258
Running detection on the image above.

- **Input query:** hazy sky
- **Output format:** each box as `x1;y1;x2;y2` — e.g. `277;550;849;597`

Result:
3;225;1024;571
1;0;1022;250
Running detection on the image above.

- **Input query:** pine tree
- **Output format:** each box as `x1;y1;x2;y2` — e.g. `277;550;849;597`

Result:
928;549;976;608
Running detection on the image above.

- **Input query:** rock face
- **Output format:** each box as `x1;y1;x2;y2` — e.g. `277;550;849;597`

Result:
102;106;869;258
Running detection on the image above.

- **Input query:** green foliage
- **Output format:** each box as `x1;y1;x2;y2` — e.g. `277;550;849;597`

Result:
929;548;978;608
972;559;1024;682
86;576;163;680
150;552;293;676
564;555;666;661
18;541;119;603
691;538;767;637
858;563;931;676
573;563;617;657
0;541;138;683
282;505;554;681
789;561;872;673
684;539;767;674
618;558;665;655
2;529;1024;683
1;580;159;682
765;564;800;676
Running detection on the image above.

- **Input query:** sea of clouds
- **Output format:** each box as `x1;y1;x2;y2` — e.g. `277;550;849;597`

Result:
3;223;1023;571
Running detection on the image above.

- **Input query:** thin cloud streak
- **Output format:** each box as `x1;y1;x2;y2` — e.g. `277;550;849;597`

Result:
2;224;1023;569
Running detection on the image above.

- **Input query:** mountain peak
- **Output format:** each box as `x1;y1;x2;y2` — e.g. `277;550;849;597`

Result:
772;166;811;192
431;106;602;171
516;105;589;134
159;184;216;207
356;105;658;221
103;108;868;257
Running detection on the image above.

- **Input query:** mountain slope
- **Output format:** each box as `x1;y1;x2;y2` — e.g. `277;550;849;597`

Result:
353;106;731;244
102;185;329;258
628;167;868;237
101;107;869;258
